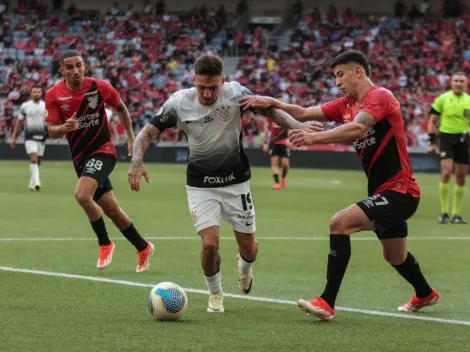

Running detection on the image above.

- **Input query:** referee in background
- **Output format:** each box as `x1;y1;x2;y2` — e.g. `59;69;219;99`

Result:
428;72;470;224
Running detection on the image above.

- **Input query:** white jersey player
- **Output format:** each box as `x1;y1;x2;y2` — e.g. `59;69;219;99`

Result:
127;55;320;313
11;86;48;191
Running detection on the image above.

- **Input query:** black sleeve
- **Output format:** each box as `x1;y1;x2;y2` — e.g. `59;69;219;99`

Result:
149;103;178;132
429;107;441;116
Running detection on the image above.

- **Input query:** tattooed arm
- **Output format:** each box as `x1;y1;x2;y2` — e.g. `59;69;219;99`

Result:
289;111;377;146
128;124;160;191
253;106;312;130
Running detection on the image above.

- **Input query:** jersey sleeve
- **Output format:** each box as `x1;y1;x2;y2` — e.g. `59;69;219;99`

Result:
18;104;26;120
45;89;61;123
100;80;121;108
150;97;179;132
431;93;446;114
320;99;345;123
361;88;398;123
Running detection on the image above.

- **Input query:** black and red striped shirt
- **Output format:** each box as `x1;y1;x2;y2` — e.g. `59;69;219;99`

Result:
45;77;120;167
266;119;288;145
321;86;420;197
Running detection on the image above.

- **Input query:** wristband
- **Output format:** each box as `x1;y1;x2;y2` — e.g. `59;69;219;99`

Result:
428;133;436;145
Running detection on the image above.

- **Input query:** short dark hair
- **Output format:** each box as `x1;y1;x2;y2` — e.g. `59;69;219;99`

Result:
31;84;42;90
194;54;224;76
331;50;371;77
60;49;83;65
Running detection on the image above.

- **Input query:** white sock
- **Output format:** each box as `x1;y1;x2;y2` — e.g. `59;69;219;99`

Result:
238;255;254;275
204;271;222;295
30;163;40;186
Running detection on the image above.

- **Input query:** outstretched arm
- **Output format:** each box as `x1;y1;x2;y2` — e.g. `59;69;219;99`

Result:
254;106;312;130
128;123;160;191
289;111;376;146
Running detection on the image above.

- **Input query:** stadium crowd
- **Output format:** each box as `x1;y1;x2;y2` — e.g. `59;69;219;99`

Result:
1;0;469;149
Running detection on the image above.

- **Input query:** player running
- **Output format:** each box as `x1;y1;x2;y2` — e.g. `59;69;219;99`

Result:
45;49;154;272
240;50;440;321
128;54;321;313
428;72;470;224
10;85;47;191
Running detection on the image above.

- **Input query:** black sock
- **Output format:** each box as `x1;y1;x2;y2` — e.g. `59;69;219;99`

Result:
91;217;111;246
282;168;288;178
320;234;351;308
273;174;280;183
121;223;148;251
392;252;432;298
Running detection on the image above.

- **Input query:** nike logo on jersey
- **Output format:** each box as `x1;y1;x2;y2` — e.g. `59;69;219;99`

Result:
245;222;254;226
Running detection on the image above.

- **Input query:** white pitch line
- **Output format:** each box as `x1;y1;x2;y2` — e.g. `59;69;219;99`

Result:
1;236;470;242
0;266;469;327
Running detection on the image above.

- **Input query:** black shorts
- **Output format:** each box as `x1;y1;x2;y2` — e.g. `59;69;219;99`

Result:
356;190;420;240
439;132;469;164
74;153;116;201
269;143;290;158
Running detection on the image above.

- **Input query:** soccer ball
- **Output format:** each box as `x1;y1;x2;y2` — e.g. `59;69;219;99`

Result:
148;282;188;321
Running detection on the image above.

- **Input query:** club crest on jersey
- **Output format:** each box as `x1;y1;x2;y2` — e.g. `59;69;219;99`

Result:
216;105;232;122
87;95;99;109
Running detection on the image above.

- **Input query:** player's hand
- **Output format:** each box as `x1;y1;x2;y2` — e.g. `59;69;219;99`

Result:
289;129;319;147
239;95;277;111
127;137;135;157
304;121;324;133
262;143;269;153
65;113;79;132
10;137;16;149
427;144;438;155
128;160;150;192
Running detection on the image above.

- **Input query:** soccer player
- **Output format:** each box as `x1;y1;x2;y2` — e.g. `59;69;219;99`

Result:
240;50;440;321
428;72;470;224
128;54;319;313
10;85;47;191
263;98;290;189
45;49;154;272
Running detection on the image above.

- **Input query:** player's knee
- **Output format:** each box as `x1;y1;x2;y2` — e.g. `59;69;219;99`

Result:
441;170;452;182
74;190;93;207
239;239;258;257
202;240;219;257
383;250;407;266
329;213;348;234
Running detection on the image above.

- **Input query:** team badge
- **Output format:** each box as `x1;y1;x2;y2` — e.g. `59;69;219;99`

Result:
216;105;232;122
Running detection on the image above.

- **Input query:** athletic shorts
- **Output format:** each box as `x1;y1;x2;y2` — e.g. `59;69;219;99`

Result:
439;132;469;164
74;153;116;201
186;181;256;233
269;143;290;158
25;140;45;156
356;190;420;240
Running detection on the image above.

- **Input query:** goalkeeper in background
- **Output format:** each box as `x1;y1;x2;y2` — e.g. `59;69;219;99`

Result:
428;72;470;224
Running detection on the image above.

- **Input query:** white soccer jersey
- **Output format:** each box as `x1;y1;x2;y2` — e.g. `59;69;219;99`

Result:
150;81;253;188
18;100;47;142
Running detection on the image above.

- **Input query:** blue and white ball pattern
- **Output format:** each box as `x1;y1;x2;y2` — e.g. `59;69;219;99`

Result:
148;282;188;321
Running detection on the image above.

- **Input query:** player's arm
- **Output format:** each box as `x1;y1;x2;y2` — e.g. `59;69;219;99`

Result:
289;111;375;146
240;94;327;122
427;107;441;147
10;110;23;148
115;100;134;140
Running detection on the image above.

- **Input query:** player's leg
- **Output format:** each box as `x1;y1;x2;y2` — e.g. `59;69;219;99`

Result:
186;185;224;312
297;203;373;320
25;141;40;190
450;140;469;223
96;189;154;272
34;142;45;190
438;134;454;223
219;181;257;295
270;153;281;189
280;153;290;188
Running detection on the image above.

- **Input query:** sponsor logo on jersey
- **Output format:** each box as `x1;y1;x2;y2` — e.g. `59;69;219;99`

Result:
203;173;235;184
353;127;376;150
60;104;69;111
216;105;232;122
343;113;351;122
58;96;72;100
77;112;100;129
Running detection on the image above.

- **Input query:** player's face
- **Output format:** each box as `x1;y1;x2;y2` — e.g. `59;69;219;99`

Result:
333;64;360;98
60;56;85;86
30;88;42;101
193;74;225;106
451;75;467;95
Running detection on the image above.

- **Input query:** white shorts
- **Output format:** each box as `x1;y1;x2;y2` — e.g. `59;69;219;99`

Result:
186;181;256;233
25;140;45;156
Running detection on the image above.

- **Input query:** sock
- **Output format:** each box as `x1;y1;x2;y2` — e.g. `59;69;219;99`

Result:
91;217;111;246
452;185;465;216
282;168;288;178
392;252;432;298
238;255;254;275
273;174;280;183
439;182;450;214
320;235;351;308
30;163;40;186
121;223;148;251
204;271;222;294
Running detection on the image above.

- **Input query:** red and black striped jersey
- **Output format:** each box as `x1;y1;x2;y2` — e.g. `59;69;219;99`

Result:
321;86;420;197
266;119;288;145
45;77;120;167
